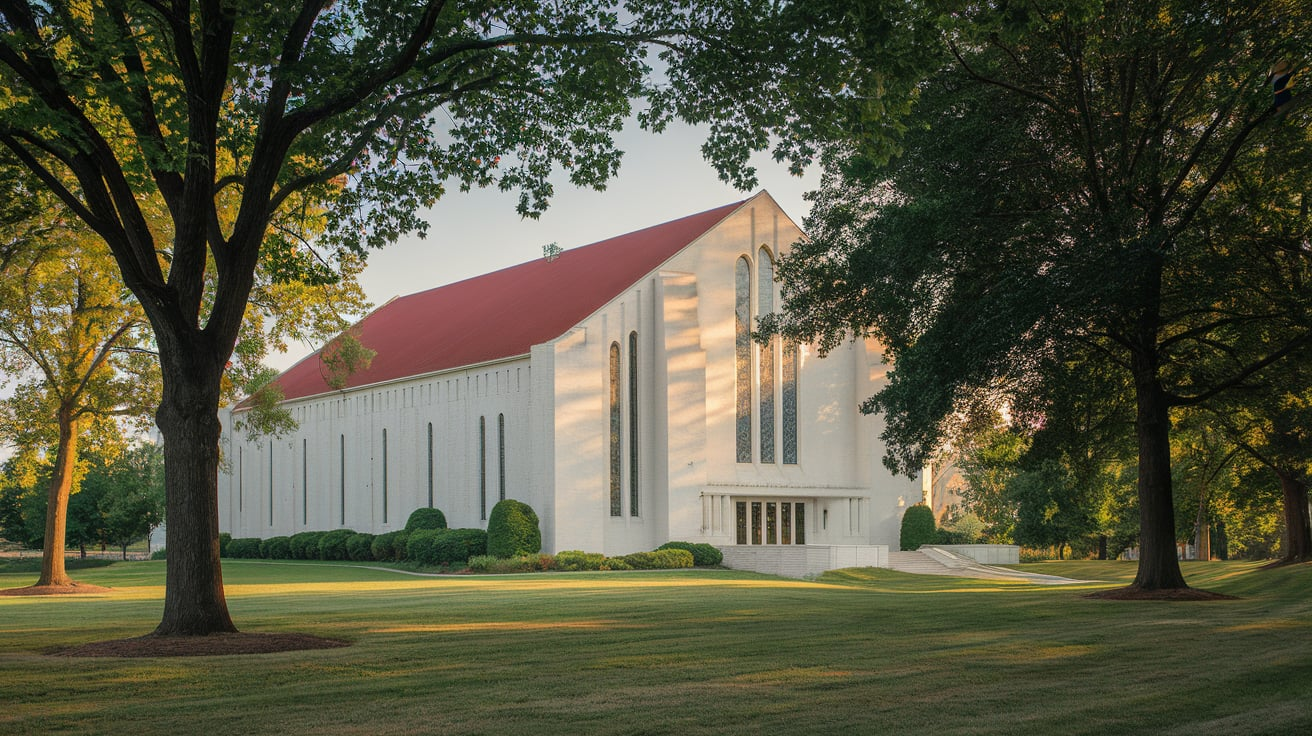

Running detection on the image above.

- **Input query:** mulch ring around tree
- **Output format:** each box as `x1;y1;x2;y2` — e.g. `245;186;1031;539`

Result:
1084;586;1237;601
51;632;352;658
0;583;114;596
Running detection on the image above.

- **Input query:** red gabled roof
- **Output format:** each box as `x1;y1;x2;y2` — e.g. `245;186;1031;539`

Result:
263;198;747;404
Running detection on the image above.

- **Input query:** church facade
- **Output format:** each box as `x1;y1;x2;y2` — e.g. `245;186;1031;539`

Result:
219;192;919;559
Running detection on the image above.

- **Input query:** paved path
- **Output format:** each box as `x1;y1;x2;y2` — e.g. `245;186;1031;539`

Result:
886;550;1089;585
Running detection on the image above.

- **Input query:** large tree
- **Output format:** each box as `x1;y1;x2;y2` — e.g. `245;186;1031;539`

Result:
0;1;912;634
766;0;1312;592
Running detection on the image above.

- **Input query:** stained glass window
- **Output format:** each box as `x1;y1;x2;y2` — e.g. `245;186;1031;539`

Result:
796;503;806;544
736;501;747;544
628;331;639;517
765;502;777;544
381;428;388;523
735;257;752;463
339;435;345;526
758;249;776;463
781;502;792;544
751;502;762;544
479;416;487;520
302;438;308;526
427;422;434;508
498;413;506;501
782;341;798;464
609;342;622;516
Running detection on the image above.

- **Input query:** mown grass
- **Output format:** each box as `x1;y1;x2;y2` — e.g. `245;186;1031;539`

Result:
1;560;1309;735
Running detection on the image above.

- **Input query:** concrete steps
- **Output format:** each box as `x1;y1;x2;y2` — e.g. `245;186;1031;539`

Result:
886;549;1088;585
886;551;957;576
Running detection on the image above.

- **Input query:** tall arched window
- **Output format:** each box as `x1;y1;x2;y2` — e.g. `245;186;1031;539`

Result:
734;257;752;463
609;341;622;516
628;330;639;517
782;341;799;464
758;248;776;463
427;422;434;508
498;413;506;501
479;416;487;520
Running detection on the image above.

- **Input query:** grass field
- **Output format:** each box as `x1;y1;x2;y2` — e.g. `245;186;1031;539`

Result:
2;560;1309;735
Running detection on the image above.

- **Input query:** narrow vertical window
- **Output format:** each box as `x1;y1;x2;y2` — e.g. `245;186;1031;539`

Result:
269;444;274;526
736;501;747;545
758;249;776;463
381;428;388;523
427;422;434;508
302;438;308;526
339;434;346;526
498;413;506;501
238;446;243;514
734;257;752;463
796;503;806;544
479;416;487;520
628;331;639;517
782;341;799;465
609;342;622;516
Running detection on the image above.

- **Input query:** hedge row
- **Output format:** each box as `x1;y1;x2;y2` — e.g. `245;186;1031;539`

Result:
467;545;706;574
220;508;485;565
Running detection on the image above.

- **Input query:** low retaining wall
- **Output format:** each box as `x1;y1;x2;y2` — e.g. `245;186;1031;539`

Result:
718;544;889;578
923;544;1019;565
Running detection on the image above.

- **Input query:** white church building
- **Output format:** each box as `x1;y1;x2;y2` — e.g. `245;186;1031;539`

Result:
219;192;918;573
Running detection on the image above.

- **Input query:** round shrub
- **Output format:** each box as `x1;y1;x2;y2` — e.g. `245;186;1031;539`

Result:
370;530;411;562
405;529;444;566
224;537;262;559
318;529;356;561
622;549;693;570
554;550;606;571
260;536;292;560
486;499;541;558
404;507;447;532
658;541;723;566
345;533;375;561
431;528;487;565
900;503;938;551
289;531;327;560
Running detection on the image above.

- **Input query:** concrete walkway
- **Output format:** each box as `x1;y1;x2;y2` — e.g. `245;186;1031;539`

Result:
886;550;1088;585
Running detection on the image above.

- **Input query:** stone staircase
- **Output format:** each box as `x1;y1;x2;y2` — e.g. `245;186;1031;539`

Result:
886;548;1087;585
886;550;958;576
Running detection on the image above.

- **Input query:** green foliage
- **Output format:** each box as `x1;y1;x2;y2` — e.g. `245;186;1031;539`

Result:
218;533;233;558
289;531;328;560
404;529;443;566
318;529;356;561
467;554;555;574
554;550;608;572
320;330;377;391
369;530;411;562
260;536;292;560
657;541;723;566
407;528;488;567
404;507;447;532
621;549;693;570
149;548;167;560
899;504;938;551
486;499;541;558
224;538;262;559
345;533;376;562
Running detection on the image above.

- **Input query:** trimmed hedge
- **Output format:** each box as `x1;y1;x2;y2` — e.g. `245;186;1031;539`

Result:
260;536;292;560
224;537;262;559
486;499;541;558
622;549;693;570
900;504;938;551
657;541;723;566
318;529;356;561
554;550;607;571
407;528;487;566
371;530;410;562
345;533;375;561
467;553;554;574
289;531;327;560
404;507;447;532
218;533;232;557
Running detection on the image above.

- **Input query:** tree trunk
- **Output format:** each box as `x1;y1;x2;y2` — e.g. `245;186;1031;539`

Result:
1276;469;1312;562
36;410;79;587
1129;349;1189;589
152;350;236;636
1098;534;1107;560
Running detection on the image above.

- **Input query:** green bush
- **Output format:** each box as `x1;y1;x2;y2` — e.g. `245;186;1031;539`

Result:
318;529;356;561
554;550;607;571
218;532;232;557
289;531;327;560
432;528;487;565
466;554;555;574
345;533;375;561
224;537;262;559
601;557;633;570
260;536;292;559
405;529;444;566
150;548;167;560
486;499;541;558
658;541;723;566
404;507;447;532
622;549;693;569
936;528;970;545
900;504;938;550
370;530;411;562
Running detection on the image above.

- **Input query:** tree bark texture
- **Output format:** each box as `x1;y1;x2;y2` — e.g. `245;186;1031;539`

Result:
1276;469;1312;563
152;345;236;636
1129;355;1188;589
37;410;79;587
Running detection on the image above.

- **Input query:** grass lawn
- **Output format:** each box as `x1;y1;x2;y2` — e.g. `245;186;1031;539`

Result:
1;560;1309;735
